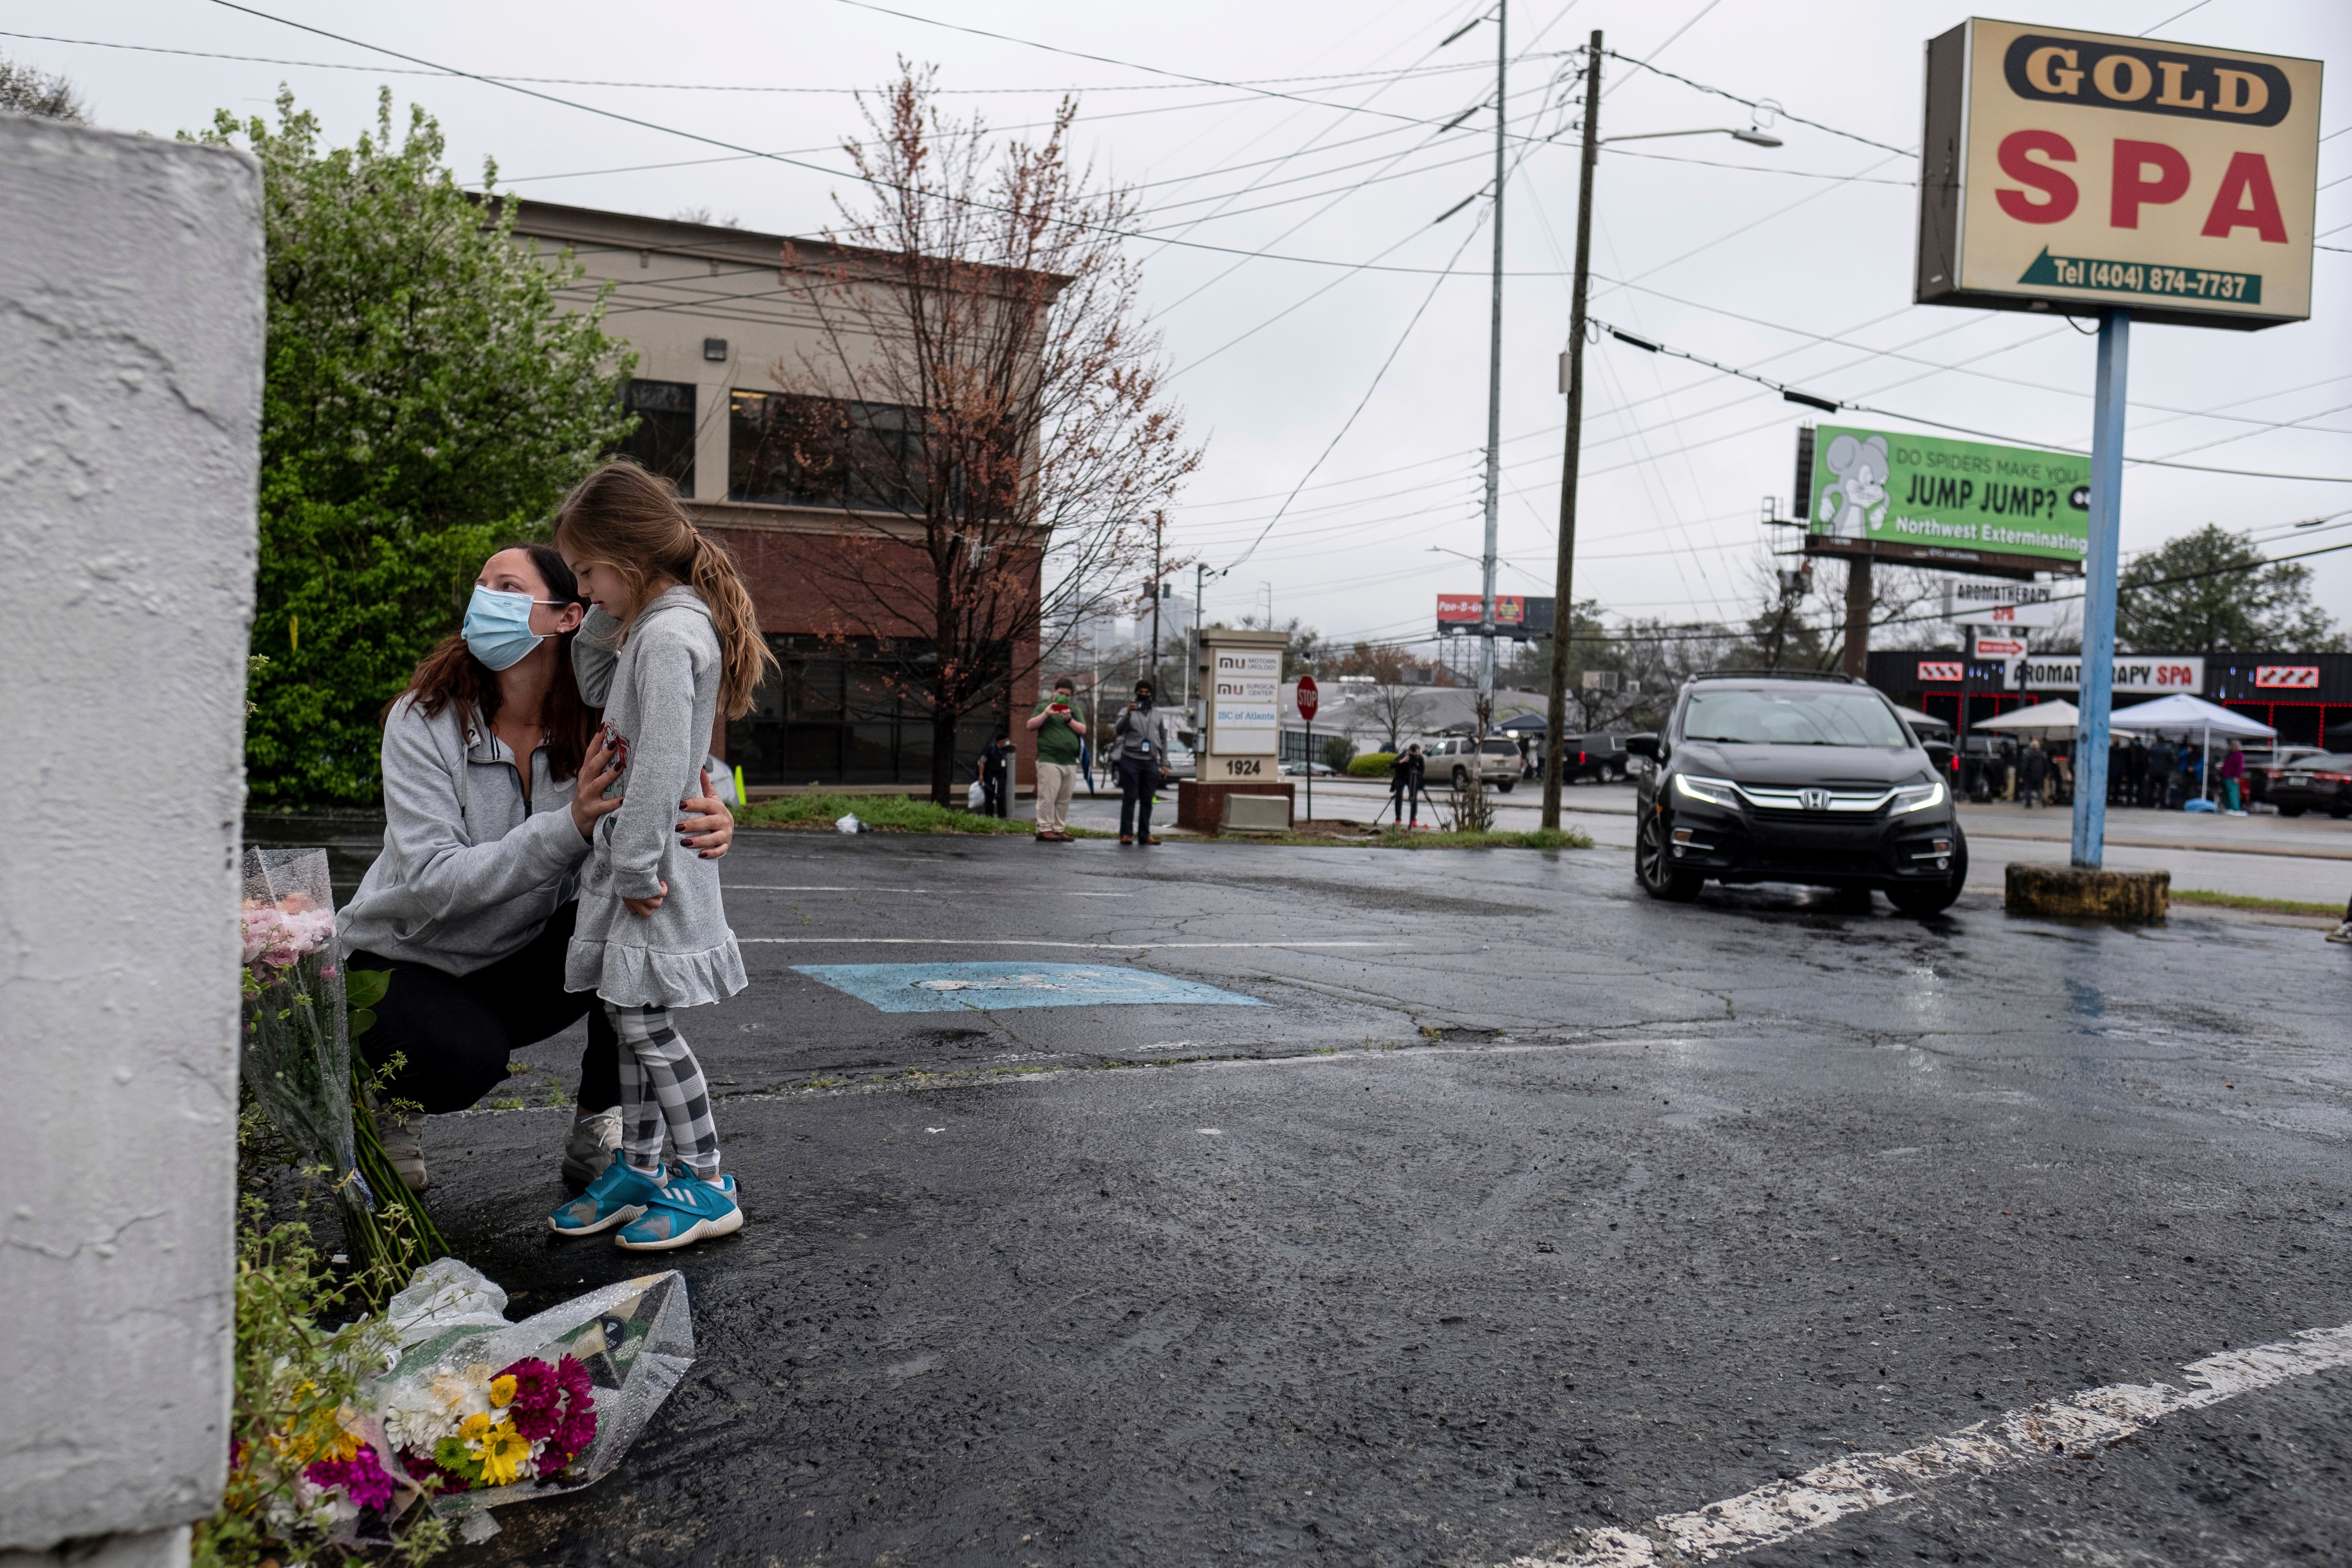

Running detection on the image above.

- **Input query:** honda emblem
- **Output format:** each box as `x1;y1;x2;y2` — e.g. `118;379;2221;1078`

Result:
1799;788;1831;811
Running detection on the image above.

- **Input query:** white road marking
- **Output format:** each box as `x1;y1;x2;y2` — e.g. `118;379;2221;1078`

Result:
724;885;1133;895
1512;1322;2352;1568
741;938;1392;949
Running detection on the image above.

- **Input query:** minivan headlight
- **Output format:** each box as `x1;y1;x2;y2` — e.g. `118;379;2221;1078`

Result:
1673;773;1742;808
1891;780;1946;814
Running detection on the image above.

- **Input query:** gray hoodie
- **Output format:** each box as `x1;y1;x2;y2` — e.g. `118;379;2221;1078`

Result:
337;697;590;973
563;589;747;1009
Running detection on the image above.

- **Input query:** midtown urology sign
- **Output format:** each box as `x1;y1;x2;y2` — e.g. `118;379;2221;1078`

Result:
1804;423;2089;573
1916;19;2322;328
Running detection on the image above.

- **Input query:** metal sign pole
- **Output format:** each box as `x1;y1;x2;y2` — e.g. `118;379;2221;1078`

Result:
2070;308;2130;869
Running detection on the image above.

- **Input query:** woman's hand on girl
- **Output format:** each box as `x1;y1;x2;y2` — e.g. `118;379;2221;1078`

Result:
679;769;735;859
570;731;624;841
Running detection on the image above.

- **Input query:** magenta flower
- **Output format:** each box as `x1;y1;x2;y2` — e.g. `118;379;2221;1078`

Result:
499;1357;559;1414
305;1447;397;1512
554;1354;593;1407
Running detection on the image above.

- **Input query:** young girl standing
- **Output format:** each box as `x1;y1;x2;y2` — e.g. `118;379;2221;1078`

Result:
545;462;777;1251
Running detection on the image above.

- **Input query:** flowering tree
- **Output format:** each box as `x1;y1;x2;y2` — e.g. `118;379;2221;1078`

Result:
772;68;1200;802
205;91;632;804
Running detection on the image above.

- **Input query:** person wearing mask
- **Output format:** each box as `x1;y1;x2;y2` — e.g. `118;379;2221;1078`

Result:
2220;739;2247;815
1111;679;1178;845
340;540;736;1194
979;731;1014;818
1027;677;1087;843
2017;736;2050;809
1389;742;1428;828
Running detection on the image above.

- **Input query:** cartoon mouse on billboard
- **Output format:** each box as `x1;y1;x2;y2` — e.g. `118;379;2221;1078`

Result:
1816;432;1891;540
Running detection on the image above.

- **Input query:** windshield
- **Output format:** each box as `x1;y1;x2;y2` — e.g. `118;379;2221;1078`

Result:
1681;687;1911;748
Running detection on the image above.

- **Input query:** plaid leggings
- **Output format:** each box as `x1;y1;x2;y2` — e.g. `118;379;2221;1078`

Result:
609;1002;721;1181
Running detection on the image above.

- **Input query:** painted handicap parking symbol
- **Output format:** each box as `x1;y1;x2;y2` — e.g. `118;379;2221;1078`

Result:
791;961;1268;1014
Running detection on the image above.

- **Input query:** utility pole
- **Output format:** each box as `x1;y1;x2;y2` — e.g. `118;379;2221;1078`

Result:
1190;561;1206;727
1541;31;1601;833
1841;554;1872;679
1149;511;1164;689
1475;0;1508;730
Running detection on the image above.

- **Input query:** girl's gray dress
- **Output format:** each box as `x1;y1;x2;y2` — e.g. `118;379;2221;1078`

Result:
564;587;748;1008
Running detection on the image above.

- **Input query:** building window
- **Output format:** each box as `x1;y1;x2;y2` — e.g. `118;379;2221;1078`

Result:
727;634;1006;786
727;391;925;512
617;379;696;494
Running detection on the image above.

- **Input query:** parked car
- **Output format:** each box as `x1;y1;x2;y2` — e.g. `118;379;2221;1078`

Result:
1162;741;1196;781
2265;752;2352;818
1422;736;1522;792
2247;744;2328;806
1564;733;1632;783
1628;671;1966;916
1279;760;1336;777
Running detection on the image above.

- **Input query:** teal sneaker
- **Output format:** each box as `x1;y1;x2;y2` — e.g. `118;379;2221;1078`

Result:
547;1159;667;1237
614;1168;743;1251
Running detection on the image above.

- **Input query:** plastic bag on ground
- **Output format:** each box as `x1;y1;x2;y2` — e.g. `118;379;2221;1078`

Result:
366;1259;696;1527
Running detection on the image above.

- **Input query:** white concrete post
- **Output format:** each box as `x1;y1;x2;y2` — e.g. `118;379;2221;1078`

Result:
0;119;263;1566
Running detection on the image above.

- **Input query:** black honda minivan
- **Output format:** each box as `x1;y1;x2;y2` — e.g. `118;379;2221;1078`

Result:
1627;672;1967;916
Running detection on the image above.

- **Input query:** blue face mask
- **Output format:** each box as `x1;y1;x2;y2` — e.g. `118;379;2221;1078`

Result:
462;584;564;672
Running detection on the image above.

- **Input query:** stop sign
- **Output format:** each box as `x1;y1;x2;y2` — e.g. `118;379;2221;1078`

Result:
1295;675;1319;722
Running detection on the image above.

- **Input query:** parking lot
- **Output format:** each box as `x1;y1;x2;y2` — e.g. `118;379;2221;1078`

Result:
412;825;2352;1568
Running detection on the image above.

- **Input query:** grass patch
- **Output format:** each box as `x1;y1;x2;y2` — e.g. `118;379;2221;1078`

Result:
2171;888;2343;918
741;792;1033;835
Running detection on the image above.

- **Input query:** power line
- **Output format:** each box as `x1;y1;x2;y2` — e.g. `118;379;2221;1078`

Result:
1222;216;1491;573
1602;49;1916;158
0;26;1493;95
832;0;1579;142
206;0;1595;279
1589;319;2352;482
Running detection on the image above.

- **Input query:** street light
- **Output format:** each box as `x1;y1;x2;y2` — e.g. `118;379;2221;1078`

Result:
1539;33;1784;832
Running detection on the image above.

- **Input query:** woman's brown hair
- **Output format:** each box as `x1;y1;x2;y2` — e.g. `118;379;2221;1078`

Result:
551;460;780;719
401;542;593;782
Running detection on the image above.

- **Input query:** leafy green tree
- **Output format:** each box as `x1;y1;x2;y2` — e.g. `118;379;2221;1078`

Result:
203;90;632;804
2116;523;2343;654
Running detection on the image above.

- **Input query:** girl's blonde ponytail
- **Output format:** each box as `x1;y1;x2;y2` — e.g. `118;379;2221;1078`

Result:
552;460;779;719
687;530;780;719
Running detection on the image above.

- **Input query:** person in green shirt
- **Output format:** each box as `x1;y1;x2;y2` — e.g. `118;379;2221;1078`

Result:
1026;676;1088;841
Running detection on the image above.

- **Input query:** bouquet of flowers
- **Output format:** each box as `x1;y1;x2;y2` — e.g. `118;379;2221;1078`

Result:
240;846;443;1280
369;1259;698;1539
206;1239;695;1560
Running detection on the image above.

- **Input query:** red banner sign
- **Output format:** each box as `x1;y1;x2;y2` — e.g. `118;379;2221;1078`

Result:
2255;665;2319;689
1436;594;1526;625
1919;661;1964;683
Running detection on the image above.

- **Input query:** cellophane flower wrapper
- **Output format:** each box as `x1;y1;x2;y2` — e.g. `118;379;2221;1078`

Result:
240;847;370;1213
367;1259;696;1526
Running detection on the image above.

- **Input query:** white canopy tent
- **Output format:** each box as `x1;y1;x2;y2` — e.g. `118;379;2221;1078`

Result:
1972;700;2081;737
2106;694;2276;739
2109;695;2275;804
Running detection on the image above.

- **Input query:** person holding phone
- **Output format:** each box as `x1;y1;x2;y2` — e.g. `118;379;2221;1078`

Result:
1111;678;1179;846
1027;676;1087;842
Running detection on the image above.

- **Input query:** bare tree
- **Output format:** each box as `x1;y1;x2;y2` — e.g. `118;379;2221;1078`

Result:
1363;683;1436;754
771;67;1199;802
0;53;86;121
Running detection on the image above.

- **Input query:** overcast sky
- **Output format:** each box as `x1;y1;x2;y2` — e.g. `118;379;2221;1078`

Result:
18;0;2349;651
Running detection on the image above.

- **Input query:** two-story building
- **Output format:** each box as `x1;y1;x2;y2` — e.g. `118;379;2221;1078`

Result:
506;200;1046;791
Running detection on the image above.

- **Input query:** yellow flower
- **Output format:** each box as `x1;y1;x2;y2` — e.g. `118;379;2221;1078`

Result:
476;1421;533;1486
489;1374;517;1408
458;1412;492;1444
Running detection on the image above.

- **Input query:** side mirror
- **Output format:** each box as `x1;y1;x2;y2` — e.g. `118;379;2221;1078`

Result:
1624;733;1661;761
1923;740;1955;775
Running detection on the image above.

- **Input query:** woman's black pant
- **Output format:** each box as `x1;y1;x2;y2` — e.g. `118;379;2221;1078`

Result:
349;900;617;1116
1118;756;1158;838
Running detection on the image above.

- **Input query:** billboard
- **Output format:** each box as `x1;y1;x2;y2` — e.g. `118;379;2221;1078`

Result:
1435;595;1555;639
1916;19;2323;329
1800;423;2090;574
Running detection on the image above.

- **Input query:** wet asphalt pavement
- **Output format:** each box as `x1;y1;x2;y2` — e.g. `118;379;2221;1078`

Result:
419;829;2352;1568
